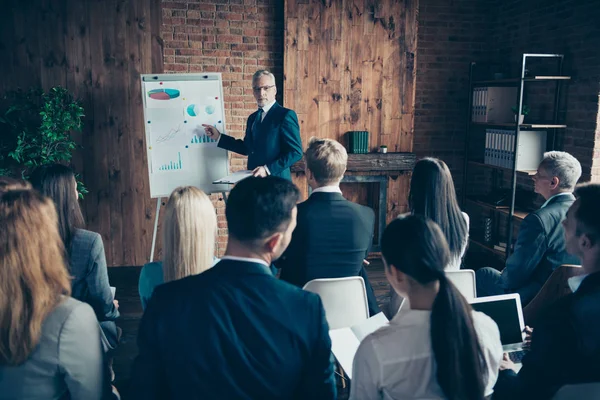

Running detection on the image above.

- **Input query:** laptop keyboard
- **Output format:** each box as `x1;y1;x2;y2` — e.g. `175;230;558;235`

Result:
509;350;527;364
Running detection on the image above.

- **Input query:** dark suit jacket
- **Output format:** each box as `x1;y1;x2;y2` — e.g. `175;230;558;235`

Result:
129;259;336;400
218;102;303;180
69;229;119;350
494;271;600;399
501;193;580;304
276;192;379;314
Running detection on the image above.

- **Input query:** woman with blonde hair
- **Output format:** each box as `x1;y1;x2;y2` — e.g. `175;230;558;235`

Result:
0;188;110;399
139;186;218;309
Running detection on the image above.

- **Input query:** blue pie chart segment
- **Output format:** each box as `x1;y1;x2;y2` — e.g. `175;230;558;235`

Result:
187;104;199;117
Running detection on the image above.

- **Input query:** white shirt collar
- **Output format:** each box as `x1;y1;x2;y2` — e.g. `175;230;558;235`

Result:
568;274;588;292
311;185;342;195
220;255;270;268
541;192;572;208
259;100;276;119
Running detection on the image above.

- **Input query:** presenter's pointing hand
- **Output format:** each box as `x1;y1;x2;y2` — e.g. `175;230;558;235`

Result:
202;124;221;141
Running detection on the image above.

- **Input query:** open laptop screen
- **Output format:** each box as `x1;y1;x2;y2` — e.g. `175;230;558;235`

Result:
470;294;525;347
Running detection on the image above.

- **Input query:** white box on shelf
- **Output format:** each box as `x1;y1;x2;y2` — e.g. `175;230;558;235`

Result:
516;130;547;171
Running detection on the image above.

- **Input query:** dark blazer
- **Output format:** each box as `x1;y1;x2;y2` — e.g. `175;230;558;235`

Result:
501;193;580;304
129;259;336;400
218;102;303;180
494;271;600;399
277;192;380;315
69;229;119;350
69;229;119;322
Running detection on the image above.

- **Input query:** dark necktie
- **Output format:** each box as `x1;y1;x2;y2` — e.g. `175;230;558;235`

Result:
252;108;263;140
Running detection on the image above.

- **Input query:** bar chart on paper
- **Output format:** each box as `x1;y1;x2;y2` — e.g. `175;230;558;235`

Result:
191;134;216;144
157;152;183;171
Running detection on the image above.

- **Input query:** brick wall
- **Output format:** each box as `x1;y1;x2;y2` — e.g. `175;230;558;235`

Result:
490;0;600;183
161;0;284;255
413;0;495;197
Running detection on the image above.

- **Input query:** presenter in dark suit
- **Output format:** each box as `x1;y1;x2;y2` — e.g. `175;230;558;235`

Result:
494;183;600;399
276;138;381;315
203;70;303;180
129;176;336;400
476;151;582;305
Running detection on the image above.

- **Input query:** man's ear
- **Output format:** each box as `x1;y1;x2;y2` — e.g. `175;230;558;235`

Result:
265;232;283;254
550;176;560;190
580;233;594;250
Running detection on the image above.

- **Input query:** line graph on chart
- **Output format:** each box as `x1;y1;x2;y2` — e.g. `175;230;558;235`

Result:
154;125;183;144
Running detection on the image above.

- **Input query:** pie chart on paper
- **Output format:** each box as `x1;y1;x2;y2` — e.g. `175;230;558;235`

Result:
187;104;200;117
148;88;180;100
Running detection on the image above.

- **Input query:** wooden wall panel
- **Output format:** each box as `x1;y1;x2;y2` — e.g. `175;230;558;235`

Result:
284;0;417;211
0;0;163;266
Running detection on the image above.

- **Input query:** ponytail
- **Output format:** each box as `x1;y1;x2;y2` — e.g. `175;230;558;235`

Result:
431;275;486;400
382;215;487;400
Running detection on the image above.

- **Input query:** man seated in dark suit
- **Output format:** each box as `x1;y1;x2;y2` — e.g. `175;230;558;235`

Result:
203;69;303;180
477;151;582;305
276;138;380;315
494;183;600;399
129;177;336;400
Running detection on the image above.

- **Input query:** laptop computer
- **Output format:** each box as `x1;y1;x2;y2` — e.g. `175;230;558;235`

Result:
469;293;526;353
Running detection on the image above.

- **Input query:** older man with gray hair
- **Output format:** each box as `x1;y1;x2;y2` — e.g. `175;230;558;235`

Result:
477;151;582;305
203;70;303;181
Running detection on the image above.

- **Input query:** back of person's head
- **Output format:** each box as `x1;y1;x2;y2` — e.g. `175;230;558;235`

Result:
162;186;217;283
226;176;299;257
0;176;31;194
409;158;467;258
381;215;486;400
539;151;582;191
0;188;71;366
29;164;84;252
305;137;347;186
573;183;600;250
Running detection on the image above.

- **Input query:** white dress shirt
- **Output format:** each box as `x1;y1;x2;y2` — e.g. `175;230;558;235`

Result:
220;255;270;268
541;192;572;209
350;306;503;399
311;185;343;195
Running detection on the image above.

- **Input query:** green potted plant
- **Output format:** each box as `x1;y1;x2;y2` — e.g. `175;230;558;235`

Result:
511;105;530;125
0;87;87;196
379;145;388;154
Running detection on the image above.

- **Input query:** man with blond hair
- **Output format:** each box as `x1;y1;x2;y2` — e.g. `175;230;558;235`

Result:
276;138;380;315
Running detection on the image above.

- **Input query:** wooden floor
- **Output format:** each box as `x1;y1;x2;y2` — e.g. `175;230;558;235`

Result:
108;259;391;396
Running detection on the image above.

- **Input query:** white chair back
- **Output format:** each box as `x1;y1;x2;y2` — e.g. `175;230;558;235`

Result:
446;269;476;301
303;277;369;330
552;383;600;399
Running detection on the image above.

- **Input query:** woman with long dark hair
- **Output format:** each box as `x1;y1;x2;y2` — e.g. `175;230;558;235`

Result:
409;157;469;269
0;187;111;399
350;215;502;399
389;158;470;315
30;164;119;350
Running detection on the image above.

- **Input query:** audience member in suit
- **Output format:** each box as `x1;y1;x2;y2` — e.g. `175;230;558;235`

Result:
276;137;380;315
0;187;112;400
30;164;120;350
139;186;218;310
350;215;502;400
389;158;470;316
129;176;336;399
477;151;582;305
203;69;303;181
494;183;600;399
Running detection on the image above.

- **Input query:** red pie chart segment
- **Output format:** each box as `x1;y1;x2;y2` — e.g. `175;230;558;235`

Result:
148;88;180;100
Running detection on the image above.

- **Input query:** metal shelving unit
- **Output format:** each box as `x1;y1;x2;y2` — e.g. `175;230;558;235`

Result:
463;54;570;260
